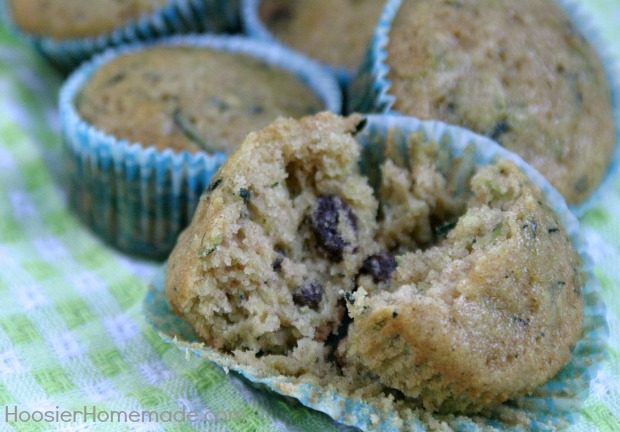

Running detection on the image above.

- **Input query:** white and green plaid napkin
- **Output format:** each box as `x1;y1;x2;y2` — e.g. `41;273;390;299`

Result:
0;20;351;432
0;0;619;430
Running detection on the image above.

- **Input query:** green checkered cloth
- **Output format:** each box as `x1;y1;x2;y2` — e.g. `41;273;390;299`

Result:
0;0;619;430
0;21;347;432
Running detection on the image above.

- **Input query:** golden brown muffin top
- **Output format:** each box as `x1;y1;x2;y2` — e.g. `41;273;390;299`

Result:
386;0;616;204
9;0;169;39
75;46;324;154
260;0;385;70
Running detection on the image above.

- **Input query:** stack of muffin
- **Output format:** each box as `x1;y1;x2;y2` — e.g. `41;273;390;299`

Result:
5;0;616;430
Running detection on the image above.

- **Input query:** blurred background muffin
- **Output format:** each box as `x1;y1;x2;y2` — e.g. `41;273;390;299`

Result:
349;0;618;206
4;0;241;71
9;0;170;39
76;45;325;155
60;35;341;259
243;0;386;85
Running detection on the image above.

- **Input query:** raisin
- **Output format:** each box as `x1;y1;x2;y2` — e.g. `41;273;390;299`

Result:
360;253;397;283
239;188;251;204
513;316;529;327
353;117;368;135
272;250;286;272
434;220;457;237
292;282;323;310
205;178;222;194
344;291;356;305
310;195;358;262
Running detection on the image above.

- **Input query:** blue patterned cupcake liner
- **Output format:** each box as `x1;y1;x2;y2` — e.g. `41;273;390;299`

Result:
60;34;342;260
0;0;241;72
242;0;361;88
144;114;609;431
348;0;620;216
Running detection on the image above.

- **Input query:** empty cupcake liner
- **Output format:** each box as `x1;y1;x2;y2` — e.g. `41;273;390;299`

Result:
0;0;241;72
347;0;620;216
60;34;342;260
144;114;608;431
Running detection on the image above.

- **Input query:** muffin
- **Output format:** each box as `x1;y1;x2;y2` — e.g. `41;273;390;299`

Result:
4;0;240;71
8;0;170;39
349;0;617;206
164;112;585;420
75;45;324;155
243;0;385;83
165;113;377;353
60;35;341;259
340;160;584;414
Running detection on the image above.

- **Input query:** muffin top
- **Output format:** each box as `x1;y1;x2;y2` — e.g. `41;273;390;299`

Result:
259;0;385;70
75;46;324;154
8;0;169;39
385;0;616;204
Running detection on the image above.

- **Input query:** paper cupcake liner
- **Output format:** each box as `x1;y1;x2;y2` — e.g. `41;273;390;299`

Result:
348;0;620;216
60;34;342;260
0;0;241;72
241;0;354;87
144;114;609;431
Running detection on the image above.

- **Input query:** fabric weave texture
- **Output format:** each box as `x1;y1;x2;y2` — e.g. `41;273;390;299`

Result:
0;0;619;430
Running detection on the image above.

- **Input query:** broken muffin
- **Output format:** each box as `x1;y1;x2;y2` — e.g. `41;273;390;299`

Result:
165;112;585;418
165;113;377;353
